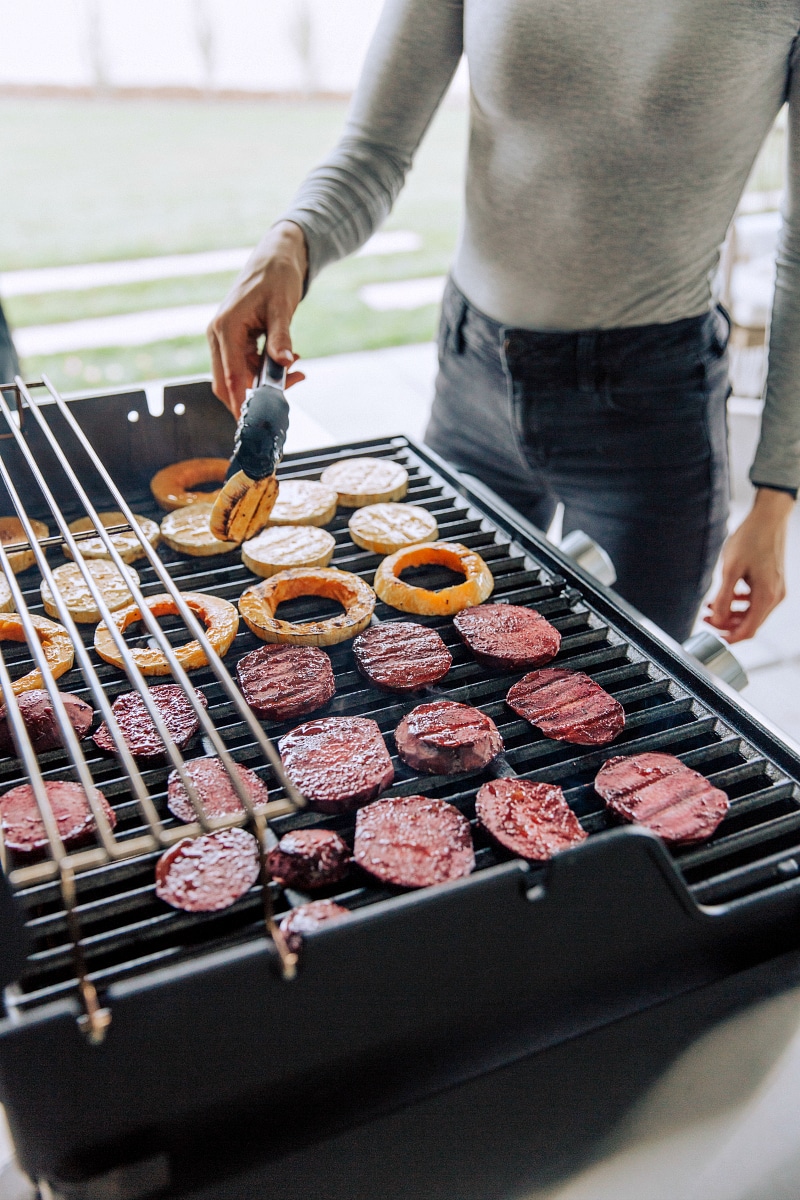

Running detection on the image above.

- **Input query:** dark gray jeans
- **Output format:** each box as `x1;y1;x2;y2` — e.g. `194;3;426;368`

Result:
424;278;731;642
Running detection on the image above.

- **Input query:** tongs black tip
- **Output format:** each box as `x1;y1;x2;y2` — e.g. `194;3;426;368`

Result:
226;356;290;482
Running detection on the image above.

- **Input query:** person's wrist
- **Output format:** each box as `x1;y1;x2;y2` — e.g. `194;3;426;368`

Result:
753;485;795;522
265;220;309;279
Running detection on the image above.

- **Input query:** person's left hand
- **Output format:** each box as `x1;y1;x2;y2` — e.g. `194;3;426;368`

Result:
705;487;794;643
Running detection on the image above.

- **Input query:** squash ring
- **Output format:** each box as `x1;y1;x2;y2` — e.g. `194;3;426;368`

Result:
239;567;375;646
94;591;239;675
0;614;74;693
150;458;230;511
373;541;494;616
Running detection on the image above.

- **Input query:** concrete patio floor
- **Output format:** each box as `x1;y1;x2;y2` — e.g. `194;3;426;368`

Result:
291;341;800;745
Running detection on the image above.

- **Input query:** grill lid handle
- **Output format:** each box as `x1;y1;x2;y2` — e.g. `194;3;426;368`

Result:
226;355;290;483
683;629;749;692
559;530;617;587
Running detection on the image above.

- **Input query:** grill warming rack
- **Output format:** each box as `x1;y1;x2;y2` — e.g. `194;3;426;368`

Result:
0;376;306;1036
0;381;799;1025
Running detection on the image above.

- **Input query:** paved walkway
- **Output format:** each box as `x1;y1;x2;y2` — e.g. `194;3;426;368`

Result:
291;341;800;745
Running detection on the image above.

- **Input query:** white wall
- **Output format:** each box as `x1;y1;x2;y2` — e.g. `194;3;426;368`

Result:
0;0;390;93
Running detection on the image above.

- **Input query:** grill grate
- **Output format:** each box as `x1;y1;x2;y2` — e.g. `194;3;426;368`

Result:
1;392;799;1022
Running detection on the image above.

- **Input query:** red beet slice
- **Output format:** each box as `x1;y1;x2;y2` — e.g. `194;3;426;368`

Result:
279;716;394;813
476;777;587;860
0;690;93;757
155;827;260;912
267;828;351;889
594;751;730;844
0;780;116;854
453;604;561;670
236;644;335;721
394;699;503;774
167;756;269;823
354;795;475;888
279;899;351;954
506;668;624;745
94;685;207;760
353;622;452;691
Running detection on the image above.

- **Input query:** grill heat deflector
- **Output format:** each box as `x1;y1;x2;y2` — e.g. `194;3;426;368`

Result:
0;379;799;1189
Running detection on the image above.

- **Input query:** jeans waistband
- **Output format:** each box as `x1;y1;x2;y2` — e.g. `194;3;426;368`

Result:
442;276;730;376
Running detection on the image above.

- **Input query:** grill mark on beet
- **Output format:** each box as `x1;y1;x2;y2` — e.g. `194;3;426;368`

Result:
354;795;475;888
0;780;116;854
453;604;561;669
236;644;335;721
94;685;207;760
267;828;351;889
506;668;624;745
476;778;587;860
0;690;93;756
167;756;269;823
352;622;452;691
279;716;394;813
595;752;730;843
155;827;260;912
394;699;503;774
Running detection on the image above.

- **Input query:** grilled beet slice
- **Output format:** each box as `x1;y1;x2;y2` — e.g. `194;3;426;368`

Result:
476;778;587;860
155;827;260;912
167;756;269;823
595;752;730;844
506;668;624;746
279;899;351;954
0;780;116;854
94;685;207;760
352;622;452;692
267;828;351;889
279;716;394;813
394;699;503;775
0;690;93;757
236;644;335;721
453;604;561;670
354;795;474;889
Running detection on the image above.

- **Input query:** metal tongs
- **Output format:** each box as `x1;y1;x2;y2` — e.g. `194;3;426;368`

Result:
209;355;291;542
227;354;291;483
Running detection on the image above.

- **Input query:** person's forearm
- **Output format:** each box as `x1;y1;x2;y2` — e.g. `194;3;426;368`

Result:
278;0;463;284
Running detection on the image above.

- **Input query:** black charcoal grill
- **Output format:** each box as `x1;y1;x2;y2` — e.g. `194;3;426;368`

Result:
1;376;800;1200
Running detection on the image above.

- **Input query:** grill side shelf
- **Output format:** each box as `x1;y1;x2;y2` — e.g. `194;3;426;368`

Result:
0;827;797;1187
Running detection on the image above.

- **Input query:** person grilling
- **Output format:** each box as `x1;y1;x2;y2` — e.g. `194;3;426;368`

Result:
208;0;799;645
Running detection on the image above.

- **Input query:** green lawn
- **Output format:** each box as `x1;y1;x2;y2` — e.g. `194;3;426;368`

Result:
0;94;785;394
0;95;468;391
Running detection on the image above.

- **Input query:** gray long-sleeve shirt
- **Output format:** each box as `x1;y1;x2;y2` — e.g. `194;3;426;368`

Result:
282;0;800;490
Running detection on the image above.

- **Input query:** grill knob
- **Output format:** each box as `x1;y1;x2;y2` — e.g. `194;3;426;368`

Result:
559;530;617;587
683;630;748;692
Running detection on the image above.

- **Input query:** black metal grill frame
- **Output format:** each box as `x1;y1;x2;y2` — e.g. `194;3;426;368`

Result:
2;379;800;1191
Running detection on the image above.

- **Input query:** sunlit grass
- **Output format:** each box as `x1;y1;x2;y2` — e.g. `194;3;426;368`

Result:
1;94;466;390
2;93;786;393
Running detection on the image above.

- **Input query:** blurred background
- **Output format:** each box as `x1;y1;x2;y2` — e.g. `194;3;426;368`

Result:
0;0;797;737
0;0;467;400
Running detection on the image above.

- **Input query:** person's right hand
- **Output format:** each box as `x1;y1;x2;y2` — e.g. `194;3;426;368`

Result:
207;220;309;419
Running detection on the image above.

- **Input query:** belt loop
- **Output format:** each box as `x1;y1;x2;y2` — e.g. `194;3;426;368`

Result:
451;291;468;355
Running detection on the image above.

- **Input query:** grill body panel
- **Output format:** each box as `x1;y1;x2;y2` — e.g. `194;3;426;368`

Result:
0;380;799;1190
